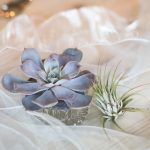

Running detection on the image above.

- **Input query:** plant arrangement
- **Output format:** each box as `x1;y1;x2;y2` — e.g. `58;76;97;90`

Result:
2;48;149;128
2;48;95;124
92;64;150;130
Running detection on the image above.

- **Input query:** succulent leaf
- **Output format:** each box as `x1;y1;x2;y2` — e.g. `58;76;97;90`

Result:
49;54;66;67
61;61;80;78
32;90;58;107
52;86;92;108
2;74;48;95
21;60;42;79
22;92;42;110
63;48;83;62
44;57;60;73
21;48;42;67
62;73;95;92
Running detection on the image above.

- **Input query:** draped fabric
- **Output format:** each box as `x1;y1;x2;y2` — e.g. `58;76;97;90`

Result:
0;5;150;150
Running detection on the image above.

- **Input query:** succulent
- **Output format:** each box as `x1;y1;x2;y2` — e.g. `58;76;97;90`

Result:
92;64;149;129
2;48;95;111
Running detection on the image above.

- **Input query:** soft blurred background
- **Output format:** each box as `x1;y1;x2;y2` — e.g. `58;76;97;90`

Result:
0;0;143;29
1;1;150;143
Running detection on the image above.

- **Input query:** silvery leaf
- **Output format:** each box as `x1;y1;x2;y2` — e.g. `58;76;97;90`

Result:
38;70;47;81
21;60;42;79
50;54;66;67
2;74;29;92
44;57;59;73
55;79;68;86
22;92;42;110
14;82;48;95
52;86;92;108
61;61;80;78
63;48;83;62
21;48;42;67
62;73;95;91
2;74;48;95
33;90;58;108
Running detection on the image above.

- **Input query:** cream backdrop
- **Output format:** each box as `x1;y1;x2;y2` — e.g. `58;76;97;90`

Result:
0;2;150;150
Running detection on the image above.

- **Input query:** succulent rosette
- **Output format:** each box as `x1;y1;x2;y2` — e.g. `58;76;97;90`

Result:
2;48;95;111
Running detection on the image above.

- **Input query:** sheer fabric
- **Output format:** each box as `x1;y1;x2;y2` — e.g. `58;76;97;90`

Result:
0;6;150;150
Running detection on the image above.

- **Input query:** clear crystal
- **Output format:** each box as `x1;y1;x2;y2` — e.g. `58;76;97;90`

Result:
43;107;89;125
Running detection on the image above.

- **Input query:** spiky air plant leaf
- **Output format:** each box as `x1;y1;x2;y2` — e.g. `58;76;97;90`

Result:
92;63;150;131
2;48;95;111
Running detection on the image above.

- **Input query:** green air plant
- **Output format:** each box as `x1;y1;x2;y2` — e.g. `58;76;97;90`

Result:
92;63;150;130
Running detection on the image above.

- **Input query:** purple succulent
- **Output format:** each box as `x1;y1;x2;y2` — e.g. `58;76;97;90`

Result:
2;48;95;111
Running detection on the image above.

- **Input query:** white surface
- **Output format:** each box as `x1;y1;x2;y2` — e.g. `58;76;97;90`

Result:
0;6;150;150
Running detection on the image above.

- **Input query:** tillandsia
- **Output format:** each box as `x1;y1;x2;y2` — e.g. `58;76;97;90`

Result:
2;48;95;111
92;64;150;130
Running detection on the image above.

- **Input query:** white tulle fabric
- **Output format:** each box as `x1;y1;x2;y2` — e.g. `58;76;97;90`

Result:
0;6;150;150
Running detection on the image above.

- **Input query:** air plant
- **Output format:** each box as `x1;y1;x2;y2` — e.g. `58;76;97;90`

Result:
2;48;95;112
92;63;149;130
